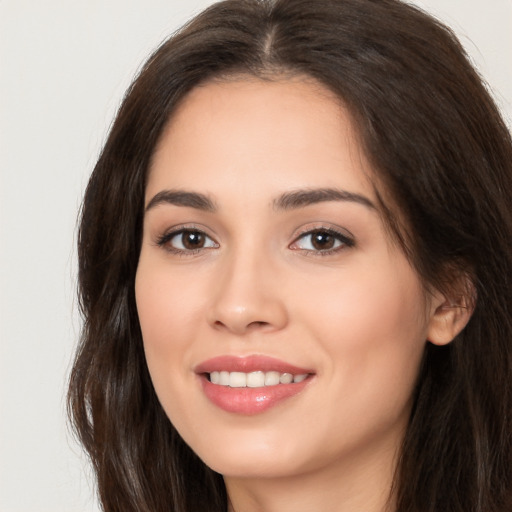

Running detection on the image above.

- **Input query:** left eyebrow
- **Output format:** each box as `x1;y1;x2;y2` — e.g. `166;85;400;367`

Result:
273;188;376;211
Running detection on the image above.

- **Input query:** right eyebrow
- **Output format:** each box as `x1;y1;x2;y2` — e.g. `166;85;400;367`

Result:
145;189;217;212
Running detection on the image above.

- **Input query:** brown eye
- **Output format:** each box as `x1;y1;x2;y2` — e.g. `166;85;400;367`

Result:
310;231;335;250
181;231;206;249
161;229;218;252
291;228;353;253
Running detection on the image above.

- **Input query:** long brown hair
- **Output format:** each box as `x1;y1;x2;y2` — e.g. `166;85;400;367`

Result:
68;1;512;510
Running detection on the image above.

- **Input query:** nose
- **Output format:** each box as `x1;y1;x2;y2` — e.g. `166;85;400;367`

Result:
207;248;288;336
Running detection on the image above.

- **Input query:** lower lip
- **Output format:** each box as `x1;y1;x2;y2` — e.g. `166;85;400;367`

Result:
199;376;311;415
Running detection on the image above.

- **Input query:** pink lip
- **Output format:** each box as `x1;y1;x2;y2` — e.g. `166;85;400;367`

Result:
195;355;312;374
195;355;314;415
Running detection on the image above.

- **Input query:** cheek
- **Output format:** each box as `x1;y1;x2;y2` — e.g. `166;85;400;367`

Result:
324;273;425;349
135;262;205;353
135;261;207;429
304;250;427;347
297;257;428;415
134;260;206;410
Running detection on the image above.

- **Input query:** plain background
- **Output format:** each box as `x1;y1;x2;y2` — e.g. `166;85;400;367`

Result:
0;1;510;511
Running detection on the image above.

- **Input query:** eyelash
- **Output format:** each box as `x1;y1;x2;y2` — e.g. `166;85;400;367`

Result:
155;225;355;256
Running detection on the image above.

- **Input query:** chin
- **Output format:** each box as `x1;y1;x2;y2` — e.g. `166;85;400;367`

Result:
205;453;305;480
180;423;319;479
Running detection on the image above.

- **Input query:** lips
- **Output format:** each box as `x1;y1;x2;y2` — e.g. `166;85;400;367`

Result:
195;355;314;415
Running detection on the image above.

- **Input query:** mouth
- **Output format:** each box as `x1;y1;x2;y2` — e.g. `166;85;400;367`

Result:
195;355;314;414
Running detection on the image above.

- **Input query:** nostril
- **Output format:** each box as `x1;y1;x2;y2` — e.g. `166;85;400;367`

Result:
212;319;269;332
247;321;270;330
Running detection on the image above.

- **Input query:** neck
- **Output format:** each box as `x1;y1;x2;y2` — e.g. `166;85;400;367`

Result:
224;438;399;512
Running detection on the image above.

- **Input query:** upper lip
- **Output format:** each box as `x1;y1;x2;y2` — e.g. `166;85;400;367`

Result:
194;355;313;375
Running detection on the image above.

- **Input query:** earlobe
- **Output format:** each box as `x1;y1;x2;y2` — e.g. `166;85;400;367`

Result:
427;289;475;346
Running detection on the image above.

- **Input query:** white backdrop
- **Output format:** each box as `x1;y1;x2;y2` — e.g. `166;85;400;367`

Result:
0;1;510;511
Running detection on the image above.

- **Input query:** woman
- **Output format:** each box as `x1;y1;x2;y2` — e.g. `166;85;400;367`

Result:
68;0;512;511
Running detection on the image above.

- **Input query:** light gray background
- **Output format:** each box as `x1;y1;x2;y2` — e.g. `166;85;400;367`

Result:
0;1;510;511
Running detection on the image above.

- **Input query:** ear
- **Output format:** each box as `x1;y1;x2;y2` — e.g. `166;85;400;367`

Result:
427;281;476;346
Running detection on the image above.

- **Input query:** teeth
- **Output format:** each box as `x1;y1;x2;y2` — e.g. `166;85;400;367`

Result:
246;371;265;388
229;372;246;388
280;373;293;384
264;371;280;386
208;371;308;388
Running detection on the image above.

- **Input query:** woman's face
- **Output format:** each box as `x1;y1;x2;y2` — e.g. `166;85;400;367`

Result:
136;78;439;480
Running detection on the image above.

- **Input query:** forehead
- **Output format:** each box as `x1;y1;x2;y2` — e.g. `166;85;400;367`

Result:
147;77;377;204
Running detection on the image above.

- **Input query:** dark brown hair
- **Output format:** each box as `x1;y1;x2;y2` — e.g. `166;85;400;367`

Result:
68;0;512;510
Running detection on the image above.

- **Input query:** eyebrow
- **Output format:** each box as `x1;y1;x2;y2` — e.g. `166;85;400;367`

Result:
145;187;376;213
145;190;217;212
273;188;376;211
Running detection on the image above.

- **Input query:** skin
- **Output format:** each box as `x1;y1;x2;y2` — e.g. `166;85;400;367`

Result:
135;77;468;512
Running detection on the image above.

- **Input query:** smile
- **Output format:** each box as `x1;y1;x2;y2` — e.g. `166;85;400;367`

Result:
209;370;308;387
196;355;314;414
